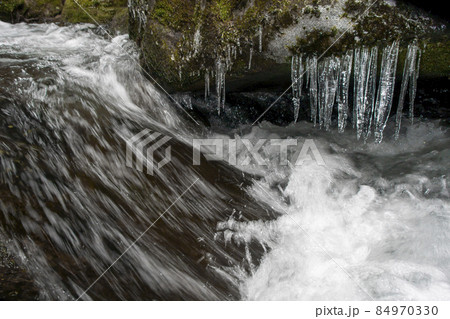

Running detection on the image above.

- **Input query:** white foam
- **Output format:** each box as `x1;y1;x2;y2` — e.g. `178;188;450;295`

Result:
217;121;450;300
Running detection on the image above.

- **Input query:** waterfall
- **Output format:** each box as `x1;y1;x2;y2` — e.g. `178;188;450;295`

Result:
355;47;378;141
307;55;319;126
395;40;421;140
374;41;400;143
291;55;304;122
318;56;340;130
337;50;353;133
216;59;226;114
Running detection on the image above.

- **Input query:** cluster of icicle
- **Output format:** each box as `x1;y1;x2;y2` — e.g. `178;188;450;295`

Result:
128;0;149;29
203;57;229;115
203;55;229;115
204;26;264;114
291;40;421;143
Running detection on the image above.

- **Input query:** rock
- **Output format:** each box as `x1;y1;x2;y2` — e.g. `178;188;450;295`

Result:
0;242;39;300
128;0;448;93
0;0;63;23
61;0;128;33
0;0;128;33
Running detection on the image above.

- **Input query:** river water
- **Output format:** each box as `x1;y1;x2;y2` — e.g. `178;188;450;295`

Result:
0;22;449;300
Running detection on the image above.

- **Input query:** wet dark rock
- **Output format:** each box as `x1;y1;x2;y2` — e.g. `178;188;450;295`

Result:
0;242;39;300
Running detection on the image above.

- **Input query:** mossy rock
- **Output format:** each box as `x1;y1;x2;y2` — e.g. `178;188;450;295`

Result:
129;0;449;93
420;38;450;78
0;0;128;32
61;0;127;25
0;0;25;22
129;0;303;91
0;0;64;22
24;0;63;20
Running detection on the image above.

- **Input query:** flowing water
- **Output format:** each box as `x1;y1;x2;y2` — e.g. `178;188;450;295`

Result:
1;22;449;301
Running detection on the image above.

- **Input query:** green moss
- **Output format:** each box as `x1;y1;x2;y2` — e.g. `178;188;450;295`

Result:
151;0;194;31
140;24;184;90
110;6;128;33
343;0;428;46
420;39;450;78
342;0;364;15
25;0;62;19
289;27;344;56
212;0;233;22
303;5;320;18
0;0;23;12
0;0;25;21
61;0;126;24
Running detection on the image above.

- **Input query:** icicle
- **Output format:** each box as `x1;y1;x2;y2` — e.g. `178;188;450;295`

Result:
258;25;263;52
374;41;400;143
204;69;210;101
305;58;310;89
409;48;421;125
318;56;340;131
248;47;253;70
215;59;226;114
395;46;414;139
291;55;304;122
364;47;378;141
355;47;378;141
307;56;318;126
353;47;360;128
337;50;353;133
193;28;202;56
395;40;421;139
232;45;237;60
226;44;232;71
